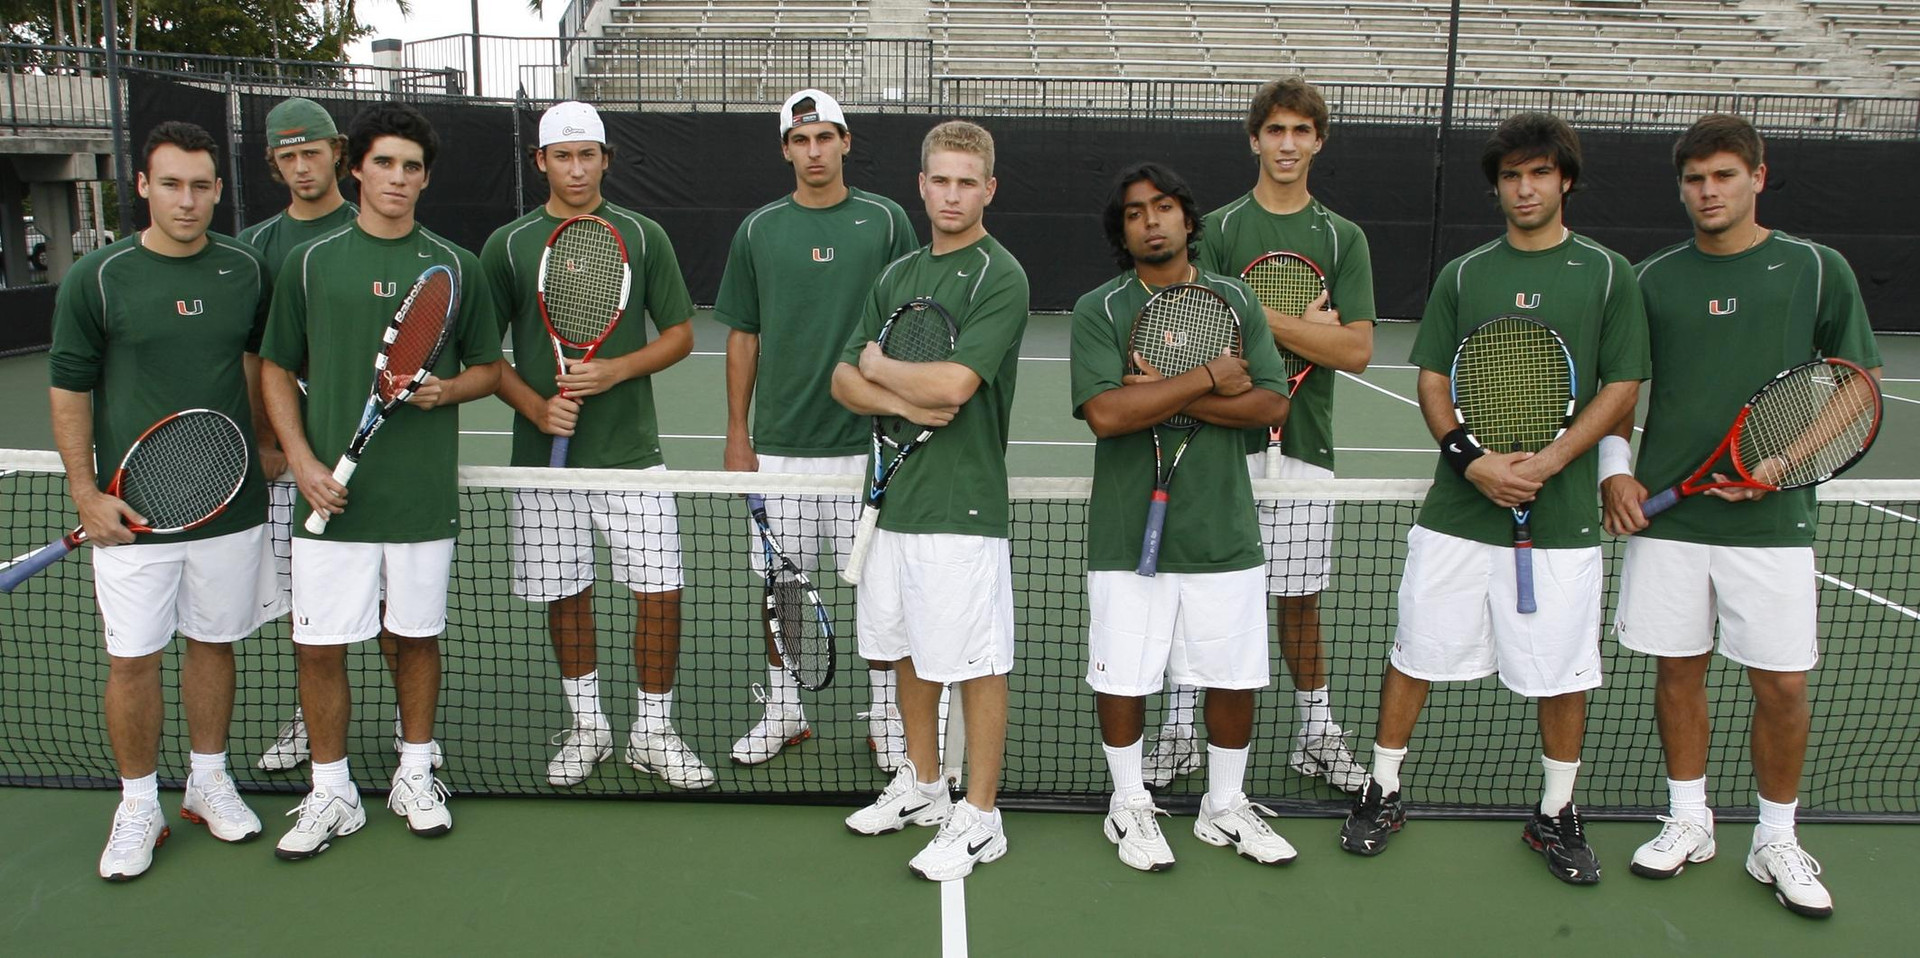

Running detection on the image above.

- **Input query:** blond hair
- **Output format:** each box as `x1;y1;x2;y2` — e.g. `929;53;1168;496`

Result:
920;120;995;178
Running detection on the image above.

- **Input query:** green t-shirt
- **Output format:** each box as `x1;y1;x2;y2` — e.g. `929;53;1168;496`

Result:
714;188;918;457
1197;193;1377;471
837;235;1029;537
259;223;503;542
47;233;272;542
1408;232;1651;548
479;202;694;469
1634;231;1882;547
238;201;358;284
1070;271;1290;573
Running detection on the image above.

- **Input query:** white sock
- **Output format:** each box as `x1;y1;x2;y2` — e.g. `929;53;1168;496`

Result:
959;799;1000;824
398;740;437;773
561;671;606;728
766;665;800;711
636;689;673;731
1164;685;1197;731
1295;687;1335;741
1755;796;1798;846
312;757;351;793
188;750;227;780
121;772;159;805
1540;755;1581;815
1371;744;1407;796
915;778;947;800
1204;743;1249;811
1103;737;1147;809
869;668;897;713
1668;776;1711;827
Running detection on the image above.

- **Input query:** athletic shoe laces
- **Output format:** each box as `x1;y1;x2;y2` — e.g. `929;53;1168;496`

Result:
285;791;339;832
107;802;157;851
195;774;251;820
1761;842;1823;884
1648;815;1703;852
389;773;450;813
1554;806;1590;849
268;717;305;746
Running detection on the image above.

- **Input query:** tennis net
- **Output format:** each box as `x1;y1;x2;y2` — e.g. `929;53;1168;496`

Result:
3;450;1916;821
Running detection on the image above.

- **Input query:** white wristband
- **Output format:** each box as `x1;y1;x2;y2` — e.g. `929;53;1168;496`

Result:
1598;434;1632;482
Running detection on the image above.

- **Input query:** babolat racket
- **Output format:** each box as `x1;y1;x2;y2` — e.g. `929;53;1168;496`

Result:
304;264;457;535
1242;251;1323;478
1131;282;1244;576
538;214;631;468
746;493;835;691
1450;314;1576;615
842;298;959;585
0;410;248;592
1642;357;1881;518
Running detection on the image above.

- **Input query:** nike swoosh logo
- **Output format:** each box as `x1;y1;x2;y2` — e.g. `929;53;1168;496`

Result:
1114;823;1128;838
1566;261;1583;266
899;803;930;818
956;270;972;277
1447;443;1462;453
418;251;432;258
854;218;870;225
966;837;993;855
218;268;235;275
1768;263;1785;270
1218;826;1241;842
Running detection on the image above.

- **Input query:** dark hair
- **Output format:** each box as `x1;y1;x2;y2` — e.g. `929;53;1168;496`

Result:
1673;113;1764;175
347;101;439;172
1479;111;1582;192
1244;76;1329;140
143;121;220;174
1101;162;1203;270
526;142;619;171
265;135;349;185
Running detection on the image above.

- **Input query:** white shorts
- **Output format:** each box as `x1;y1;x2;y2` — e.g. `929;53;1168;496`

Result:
1087;566;1270;696
1247;453;1333;596
93;525;275;658
290;537;456;645
1391;525;1603;698
855;530;1014;684
745;453;862;574
265;481;295;617
510;465;684;600
1615;536;1819;672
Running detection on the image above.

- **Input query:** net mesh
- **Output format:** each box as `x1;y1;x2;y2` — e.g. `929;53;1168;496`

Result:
3;454;1917;821
541;219;627;345
117;411;250;532
380;269;456;402
1738;361;1881;487
1452;317;1575;452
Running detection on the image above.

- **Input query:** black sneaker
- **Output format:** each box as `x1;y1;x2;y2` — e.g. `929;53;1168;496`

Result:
1339;780;1406;856
1524;803;1602;885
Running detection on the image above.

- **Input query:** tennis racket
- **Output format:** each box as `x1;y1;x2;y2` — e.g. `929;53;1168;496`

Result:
1642;357;1881;518
1449;315;1576;615
538;214;631;468
1242;252;1323;478
303;264;458;535
746;493;835;691
841;298;959;585
0;410;249;592
1131;282;1244;576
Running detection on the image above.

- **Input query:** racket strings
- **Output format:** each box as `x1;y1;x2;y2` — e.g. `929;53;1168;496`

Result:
879;304;957;364
1245;260;1323;316
1738;364;1879;484
1455;322;1574;452
545;223;626;343
1131;286;1240;430
384;274;456;397
118;412;248;529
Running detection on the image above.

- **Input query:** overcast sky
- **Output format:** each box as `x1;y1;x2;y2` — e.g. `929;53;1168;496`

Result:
346;0;563;61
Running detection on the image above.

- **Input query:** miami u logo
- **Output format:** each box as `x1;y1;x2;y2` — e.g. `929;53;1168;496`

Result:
175;300;203;316
811;247;835;263
1162;329;1187;347
1515;293;1541;309
373;281;397;297
1709;298;1738;315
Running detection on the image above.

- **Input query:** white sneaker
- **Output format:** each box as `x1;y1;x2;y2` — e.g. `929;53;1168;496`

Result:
846;760;953;836
909;800;1008;881
546;724;613;787
180;770;263;842
1142;725;1201;788
1630;815;1716;879
1289;729;1369;793
275;786;366;860
862;705;907;772
98;798;168;881
257;707;309;771
1104;792;1175;872
1747;839;1834;918
1194;795;1297;865
388;766;453;837
626;723;717;790
392;716;444;770
730;702;811;766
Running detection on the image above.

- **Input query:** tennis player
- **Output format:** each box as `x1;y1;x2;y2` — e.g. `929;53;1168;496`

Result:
48;121;274;878
1602;114;1881;917
833;120;1029;881
715;89;918;769
1146;76;1375;794
260;102;502;857
480;101;709;790
1072;162;1296;871
1341;112;1648;886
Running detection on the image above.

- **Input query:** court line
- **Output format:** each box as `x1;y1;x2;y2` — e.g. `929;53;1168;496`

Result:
941;878;968;957
1855;500;1920;527
1817;571;1920;622
1880;392;1920;407
689;350;1068;363
1338;369;1419;408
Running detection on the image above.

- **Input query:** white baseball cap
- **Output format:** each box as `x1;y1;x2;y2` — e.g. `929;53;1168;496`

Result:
779;89;847;136
539;101;606;147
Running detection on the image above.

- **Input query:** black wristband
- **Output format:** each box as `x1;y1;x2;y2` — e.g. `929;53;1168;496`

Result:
1440;427;1485;477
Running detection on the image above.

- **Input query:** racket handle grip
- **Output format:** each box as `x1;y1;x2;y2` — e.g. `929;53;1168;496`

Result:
548;435;571;469
1135;490;1169;577
303;457;358;535
1641;487;1680;519
1264;435;1284;480
1514;540;1537;615
0;537;78;593
842;505;880;585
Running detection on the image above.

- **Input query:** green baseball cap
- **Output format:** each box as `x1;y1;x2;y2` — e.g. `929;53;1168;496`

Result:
265;98;338;148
